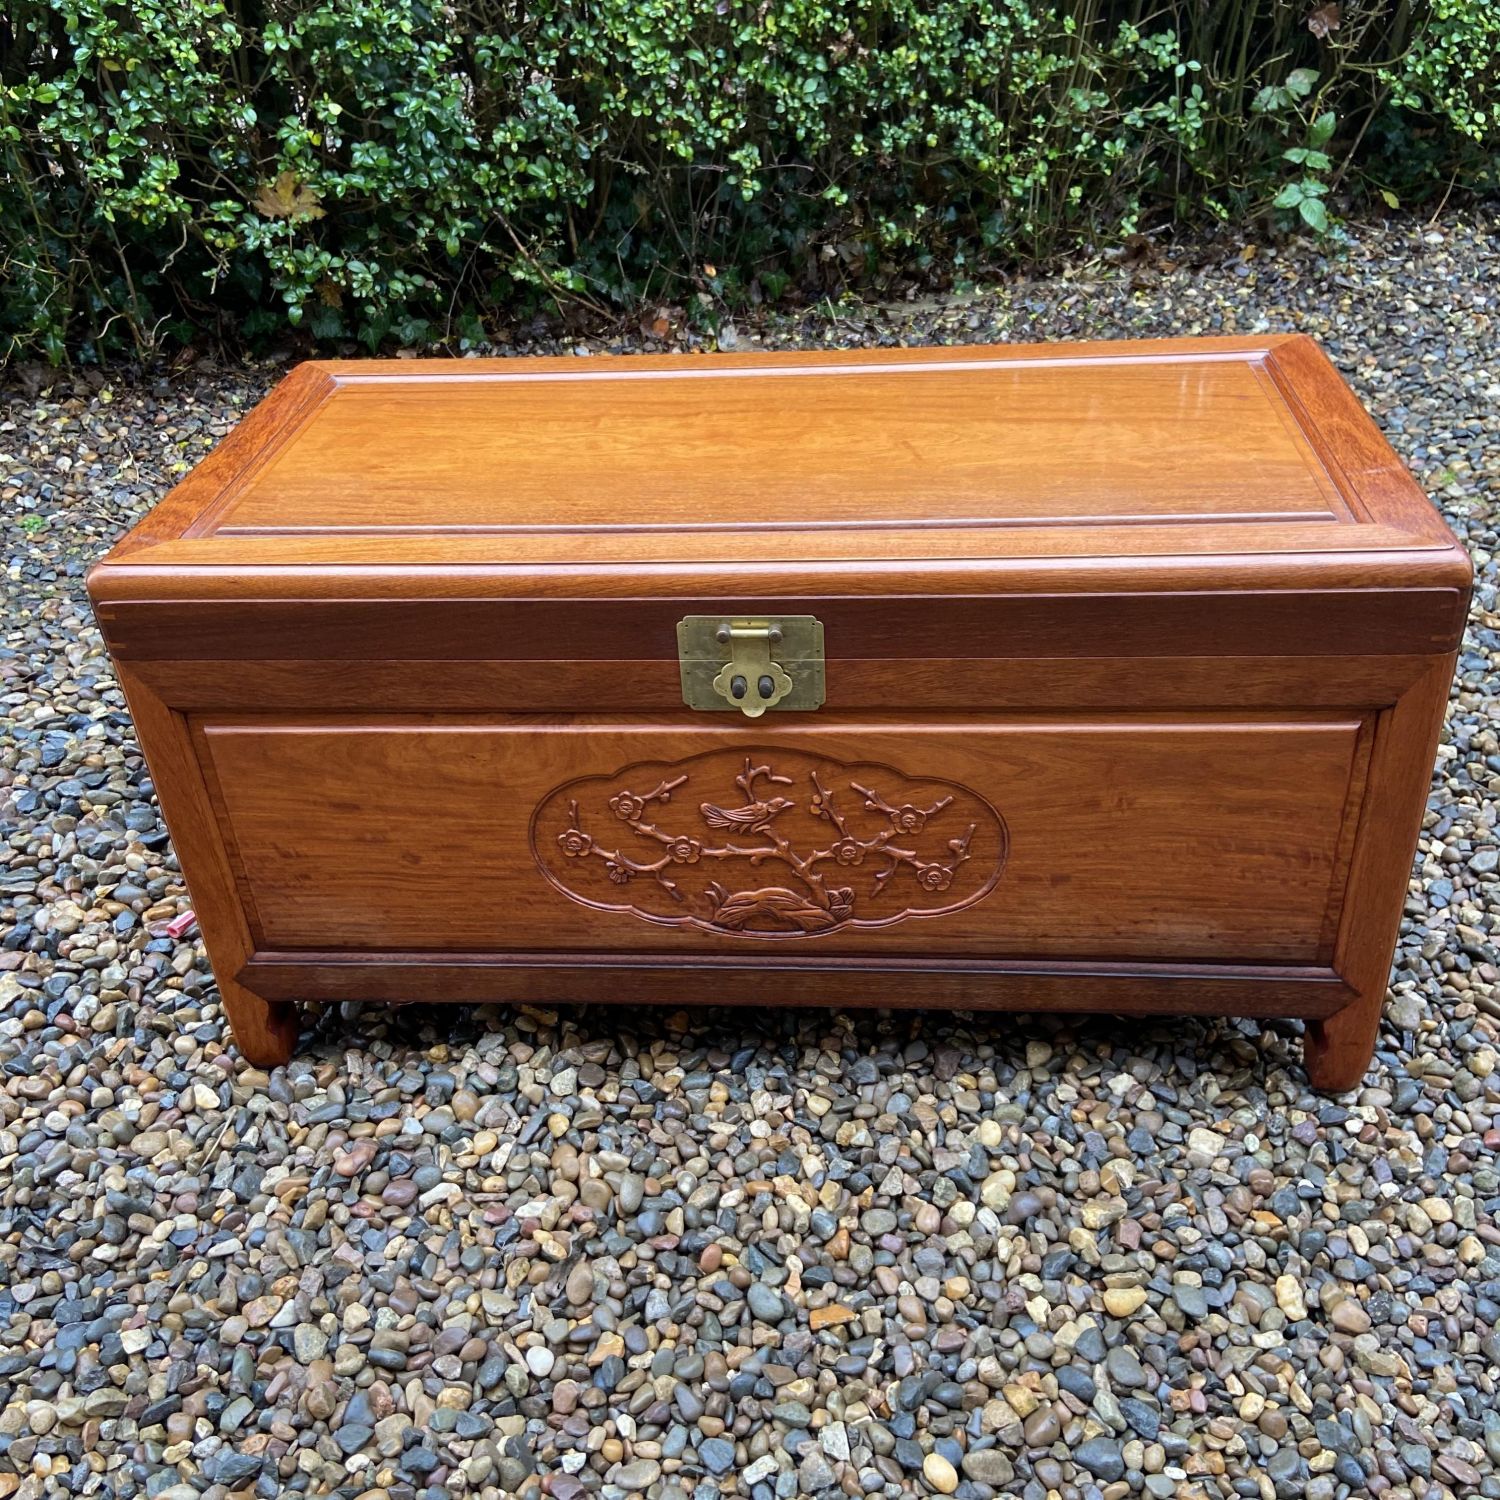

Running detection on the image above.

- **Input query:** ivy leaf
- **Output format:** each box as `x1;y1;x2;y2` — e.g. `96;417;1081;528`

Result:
1298;196;1329;231
308;304;343;339
252;171;325;222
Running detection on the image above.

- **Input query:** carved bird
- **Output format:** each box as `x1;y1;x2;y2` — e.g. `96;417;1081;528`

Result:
698;795;794;834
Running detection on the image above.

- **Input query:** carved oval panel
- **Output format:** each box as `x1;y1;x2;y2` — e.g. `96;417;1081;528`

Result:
531;748;1008;939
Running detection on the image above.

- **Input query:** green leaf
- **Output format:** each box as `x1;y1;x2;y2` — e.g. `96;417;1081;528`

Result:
1308;111;1336;147
1286;68;1319;99
1298;197;1329;232
1380;188;1401;209
1273;182;1305;208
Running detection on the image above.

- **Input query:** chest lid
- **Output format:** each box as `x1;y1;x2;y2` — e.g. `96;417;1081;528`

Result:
90;334;1469;658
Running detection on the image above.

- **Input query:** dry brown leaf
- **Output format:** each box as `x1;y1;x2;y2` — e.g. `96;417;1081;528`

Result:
1306;3;1341;39
639;305;677;340
252;170;325;223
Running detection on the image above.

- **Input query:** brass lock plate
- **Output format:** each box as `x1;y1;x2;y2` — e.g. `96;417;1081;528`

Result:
677;616;825;717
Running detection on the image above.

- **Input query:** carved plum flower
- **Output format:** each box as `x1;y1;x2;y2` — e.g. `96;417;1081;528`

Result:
609;791;646;821
831;838;865;866
540;755;996;938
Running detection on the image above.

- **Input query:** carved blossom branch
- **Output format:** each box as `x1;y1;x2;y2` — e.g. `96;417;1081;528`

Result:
736;759;793;802
849;781;953;834
558;762;974;928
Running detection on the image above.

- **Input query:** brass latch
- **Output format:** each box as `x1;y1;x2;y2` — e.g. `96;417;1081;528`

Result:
677;616;825;718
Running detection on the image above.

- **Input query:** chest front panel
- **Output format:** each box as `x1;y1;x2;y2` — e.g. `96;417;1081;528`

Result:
193;711;1368;966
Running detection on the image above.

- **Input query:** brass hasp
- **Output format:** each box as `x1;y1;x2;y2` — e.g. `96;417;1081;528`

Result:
676;616;825;718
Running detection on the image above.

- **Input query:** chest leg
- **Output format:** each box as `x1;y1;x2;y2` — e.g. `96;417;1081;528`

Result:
1304;998;1381;1092
220;979;301;1068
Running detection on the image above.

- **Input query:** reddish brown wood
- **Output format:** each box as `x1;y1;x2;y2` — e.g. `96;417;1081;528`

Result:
1305;655;1458;1090
122;654;1437;713
244;953;1355;1015
111;364;334;558
191;714;1366;963
92;589;1468;662
113;665;302;1065
87;336;1469;1084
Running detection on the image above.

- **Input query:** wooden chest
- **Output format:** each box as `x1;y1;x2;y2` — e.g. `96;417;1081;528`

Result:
88;336;1470;1089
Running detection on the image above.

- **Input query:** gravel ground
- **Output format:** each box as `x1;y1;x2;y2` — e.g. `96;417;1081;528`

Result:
1;211;1497;1500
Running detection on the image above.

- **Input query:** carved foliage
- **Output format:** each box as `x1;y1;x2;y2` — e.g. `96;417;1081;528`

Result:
532;749;1007;938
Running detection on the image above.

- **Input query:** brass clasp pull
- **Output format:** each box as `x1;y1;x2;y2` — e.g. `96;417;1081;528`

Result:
711;622;793;717
677;615;825;717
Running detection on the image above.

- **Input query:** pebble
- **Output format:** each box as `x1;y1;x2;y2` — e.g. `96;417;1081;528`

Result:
1105;1345;1147;1389
1275;1273;1308;1320
1173;1284;1208;1319
565;1259;594;1306
922;1452;959;1493
1103;1287;1149;1318
293;1324;329;1362
2;215;1497;1500
613;1458;660;1489
1331;1298;1372;1334
962;1449;1016;1485
1074;1437;1126;1482
747;1282;784;1322
700;1436;736;1474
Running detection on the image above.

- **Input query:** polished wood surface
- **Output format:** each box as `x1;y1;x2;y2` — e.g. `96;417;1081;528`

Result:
122;653;1438;713
86;335;1471;1087
1307;654;1459;1089
113;662;300;1069
210;356;1346;532
194;715;1366;961
245;956;1355;1016
89;335;1468;593
94;589;1468;663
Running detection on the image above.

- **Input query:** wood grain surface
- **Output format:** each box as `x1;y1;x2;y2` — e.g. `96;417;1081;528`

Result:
88;335;1470;598
86;335;1472;1087
209;356;1346;533
193;714;1367;962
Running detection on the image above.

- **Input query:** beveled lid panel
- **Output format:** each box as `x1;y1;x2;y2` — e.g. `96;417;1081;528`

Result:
90;336;1469;622
207;353;1346;537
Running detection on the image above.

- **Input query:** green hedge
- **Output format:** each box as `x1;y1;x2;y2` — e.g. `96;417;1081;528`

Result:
2;0;1497;362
